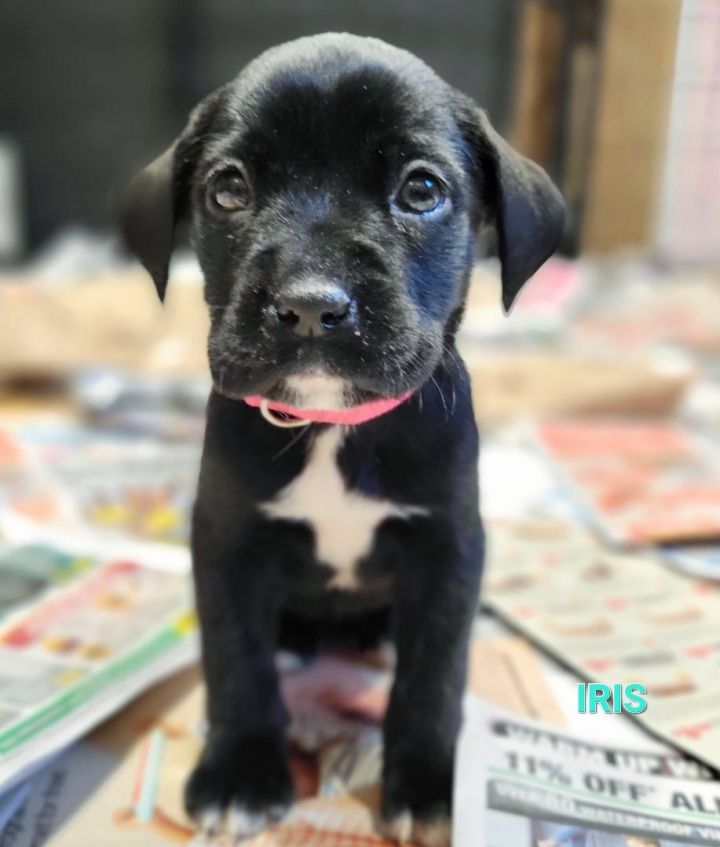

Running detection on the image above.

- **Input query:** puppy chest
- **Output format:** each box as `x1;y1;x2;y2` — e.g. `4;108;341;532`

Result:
260;429;418;588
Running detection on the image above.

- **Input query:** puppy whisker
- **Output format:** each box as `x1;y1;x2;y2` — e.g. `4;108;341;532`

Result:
271;421;313;460
430;375;450;420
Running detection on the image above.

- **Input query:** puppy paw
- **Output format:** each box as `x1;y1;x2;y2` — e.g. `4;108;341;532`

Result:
185;731;293;842
380;811;451;847
381;753;452;846
190;802;288;843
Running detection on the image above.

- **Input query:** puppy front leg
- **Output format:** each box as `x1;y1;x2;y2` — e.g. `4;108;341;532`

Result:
382;523;483;847
185;521;292;839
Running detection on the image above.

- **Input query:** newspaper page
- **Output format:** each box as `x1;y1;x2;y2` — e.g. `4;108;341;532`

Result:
534;420;720;545
0;537;197;794
456;697;720;847
0;422;200;553
484;517;720;772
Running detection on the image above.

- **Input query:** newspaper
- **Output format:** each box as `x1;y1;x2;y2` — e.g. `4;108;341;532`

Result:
456;697;720;847
0;536;197;794
0;636;558;846
567;271;720;356
484;517;720;772
0;421;200;555
0;783;30;837
534;420;720;545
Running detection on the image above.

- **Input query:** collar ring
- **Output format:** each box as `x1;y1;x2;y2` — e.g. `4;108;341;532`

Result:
259;398;312;428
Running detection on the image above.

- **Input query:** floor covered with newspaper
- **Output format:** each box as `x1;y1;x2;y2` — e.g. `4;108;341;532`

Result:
0;255;719;846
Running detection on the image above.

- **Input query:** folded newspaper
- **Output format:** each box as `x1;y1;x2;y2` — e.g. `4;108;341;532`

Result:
457;697;720;847
0;537;197;795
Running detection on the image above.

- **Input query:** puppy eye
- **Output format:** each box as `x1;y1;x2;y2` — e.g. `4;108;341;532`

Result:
207;168;251;212
395;170;445;214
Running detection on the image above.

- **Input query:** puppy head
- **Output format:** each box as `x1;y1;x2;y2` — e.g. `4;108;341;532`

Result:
122;34;564;409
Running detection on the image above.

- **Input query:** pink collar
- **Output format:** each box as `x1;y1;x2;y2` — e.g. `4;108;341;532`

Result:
244;390;414;427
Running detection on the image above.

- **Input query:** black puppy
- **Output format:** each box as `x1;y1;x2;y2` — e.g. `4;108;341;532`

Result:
122;33;563;845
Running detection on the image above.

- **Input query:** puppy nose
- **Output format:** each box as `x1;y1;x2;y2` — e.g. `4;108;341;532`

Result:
273;279;352;337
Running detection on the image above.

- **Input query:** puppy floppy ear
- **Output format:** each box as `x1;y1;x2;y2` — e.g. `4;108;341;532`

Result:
121;90;224;301
121;146;178;301
456;101;566;312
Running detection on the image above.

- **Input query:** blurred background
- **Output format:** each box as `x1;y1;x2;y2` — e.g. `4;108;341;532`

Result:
0;3;719;843
0;0;718;427
1;0;718;260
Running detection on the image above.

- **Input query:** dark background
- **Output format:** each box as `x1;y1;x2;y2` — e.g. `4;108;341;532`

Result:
0;0;519;252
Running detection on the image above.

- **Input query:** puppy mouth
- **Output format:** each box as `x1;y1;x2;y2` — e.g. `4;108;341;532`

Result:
212;369;385;410
209;321;444;408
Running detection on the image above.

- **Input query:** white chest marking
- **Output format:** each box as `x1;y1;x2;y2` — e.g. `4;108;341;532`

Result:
261;428;425;589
